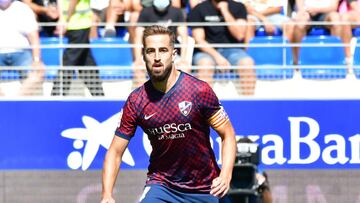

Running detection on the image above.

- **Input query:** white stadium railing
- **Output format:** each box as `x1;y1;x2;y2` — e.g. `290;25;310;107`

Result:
1;21;360;99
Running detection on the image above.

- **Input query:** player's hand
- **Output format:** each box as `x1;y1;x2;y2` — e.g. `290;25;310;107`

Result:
210;176;231;198
100;197;115;203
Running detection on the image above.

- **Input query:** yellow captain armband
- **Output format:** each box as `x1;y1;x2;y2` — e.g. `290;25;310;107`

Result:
208;107;229;129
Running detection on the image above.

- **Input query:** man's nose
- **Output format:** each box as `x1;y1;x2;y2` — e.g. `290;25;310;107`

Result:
154;50;160;61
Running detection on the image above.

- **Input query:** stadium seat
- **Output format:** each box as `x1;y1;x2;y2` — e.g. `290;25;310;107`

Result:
247;36;293;80
353;37;360;78
353;27;360;37
40;37;68;79
0;69;20;80
90;38;133;80
298;36;347;79
255;26;282;37
307;27;330;36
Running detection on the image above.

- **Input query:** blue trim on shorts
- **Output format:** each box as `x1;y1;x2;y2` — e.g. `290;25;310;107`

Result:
139;184;232;203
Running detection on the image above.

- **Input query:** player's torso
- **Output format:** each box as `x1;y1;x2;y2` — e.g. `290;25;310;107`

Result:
138;75;208;147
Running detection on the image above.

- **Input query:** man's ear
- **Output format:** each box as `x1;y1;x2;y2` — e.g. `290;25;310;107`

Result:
172;48;177;61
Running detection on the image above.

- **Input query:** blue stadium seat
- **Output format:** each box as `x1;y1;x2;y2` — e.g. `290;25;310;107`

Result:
247;36;293;80
255;26;282;37
40;37;68;79
307;27;330;36
90;38;133;80
353;27;360;37
353;37;360;78
298;36;346;79
0;69;20;80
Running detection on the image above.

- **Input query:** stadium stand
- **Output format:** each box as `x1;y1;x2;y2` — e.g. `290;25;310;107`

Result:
247;36;293;80
40;37;68;80
353;37;360;78
298;35;347;79
90;37;133;80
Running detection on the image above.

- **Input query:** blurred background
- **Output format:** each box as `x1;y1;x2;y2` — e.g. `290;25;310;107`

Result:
0;0;360;202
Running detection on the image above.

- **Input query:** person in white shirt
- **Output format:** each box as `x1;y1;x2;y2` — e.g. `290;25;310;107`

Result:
0;0;44;96
238;0;294;42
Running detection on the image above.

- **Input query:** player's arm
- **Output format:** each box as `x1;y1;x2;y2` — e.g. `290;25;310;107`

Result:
101;136;130;203
208;108;236;198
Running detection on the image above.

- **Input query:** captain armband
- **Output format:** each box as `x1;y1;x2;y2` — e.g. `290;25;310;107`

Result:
208;107;229;129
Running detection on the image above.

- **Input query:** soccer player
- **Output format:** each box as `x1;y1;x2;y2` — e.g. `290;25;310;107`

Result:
101;25;236;203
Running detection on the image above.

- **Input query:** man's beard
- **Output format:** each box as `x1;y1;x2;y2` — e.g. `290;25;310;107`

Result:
146;62;173;82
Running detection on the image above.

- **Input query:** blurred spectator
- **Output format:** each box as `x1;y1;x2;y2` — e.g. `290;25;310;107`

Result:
132;0;190;88
0;0;44;96
22;0;59;37
339;0;360;63
188;0;206;9
103;0;130;38
292;0;341;64
237;0;294;42
90;0;110;38
188;0;256;96
52;0;104;96
104;0;182;44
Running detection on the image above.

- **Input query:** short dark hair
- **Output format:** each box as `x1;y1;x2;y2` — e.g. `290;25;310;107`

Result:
142;25;175;48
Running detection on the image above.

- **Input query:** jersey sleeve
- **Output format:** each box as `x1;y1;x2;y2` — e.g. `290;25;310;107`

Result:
114;95;138;140
197;82;230;128
197;82;221;119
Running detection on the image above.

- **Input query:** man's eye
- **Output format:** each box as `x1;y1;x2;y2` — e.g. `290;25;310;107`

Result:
146;49;154;54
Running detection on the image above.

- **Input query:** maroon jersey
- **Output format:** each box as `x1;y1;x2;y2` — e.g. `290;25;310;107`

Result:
115;72;224;193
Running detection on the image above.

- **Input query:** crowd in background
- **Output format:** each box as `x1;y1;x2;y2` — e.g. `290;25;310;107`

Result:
0;0;360;96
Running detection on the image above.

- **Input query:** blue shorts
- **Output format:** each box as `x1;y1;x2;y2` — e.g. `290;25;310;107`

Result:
0;50;32;66
0;50;32;79
193;48;250;66
138;184;232;203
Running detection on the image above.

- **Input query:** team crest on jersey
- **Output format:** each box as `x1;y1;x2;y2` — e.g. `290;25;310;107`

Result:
178;101;192;116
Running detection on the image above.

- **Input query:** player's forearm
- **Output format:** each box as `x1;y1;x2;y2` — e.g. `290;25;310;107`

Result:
102;150;122;198
219;126;236;181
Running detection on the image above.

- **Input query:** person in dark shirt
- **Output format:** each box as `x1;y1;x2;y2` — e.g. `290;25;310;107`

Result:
188;0;256;96
22;0;59;36
101;25;236;203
